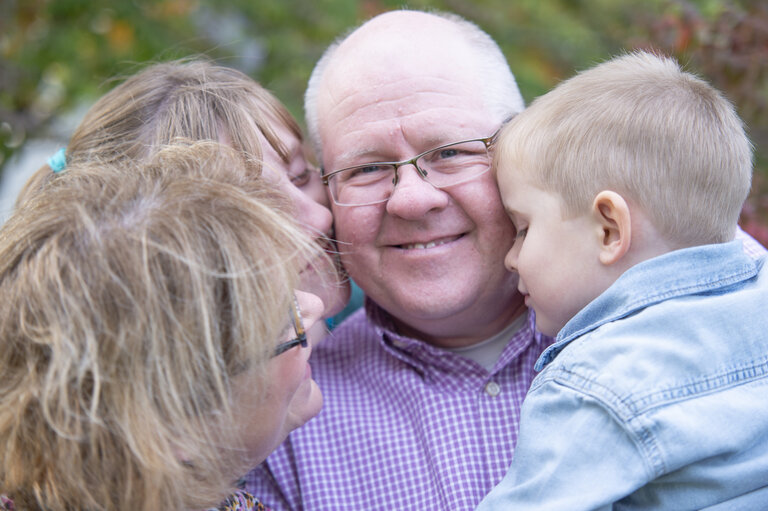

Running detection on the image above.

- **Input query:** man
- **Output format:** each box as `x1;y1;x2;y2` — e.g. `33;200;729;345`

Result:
245;10;552;510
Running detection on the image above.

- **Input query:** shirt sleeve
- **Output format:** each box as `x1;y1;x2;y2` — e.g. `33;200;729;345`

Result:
476;379;652;511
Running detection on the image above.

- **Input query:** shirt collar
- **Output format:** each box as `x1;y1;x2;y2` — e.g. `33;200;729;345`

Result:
363;297;545;378
536;241;759;371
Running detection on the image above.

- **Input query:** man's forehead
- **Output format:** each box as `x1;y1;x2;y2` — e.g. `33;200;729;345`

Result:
316;13;493;160
320;100;493;165
318;48;485;135
332;37;472;79
325;12;477;84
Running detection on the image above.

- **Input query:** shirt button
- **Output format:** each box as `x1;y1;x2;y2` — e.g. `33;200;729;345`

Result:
484;381;501;397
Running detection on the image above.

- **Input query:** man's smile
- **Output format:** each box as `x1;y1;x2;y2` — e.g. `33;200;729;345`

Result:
396;234;463;250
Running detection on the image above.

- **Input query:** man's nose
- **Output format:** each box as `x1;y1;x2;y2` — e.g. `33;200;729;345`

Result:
385;164;449;219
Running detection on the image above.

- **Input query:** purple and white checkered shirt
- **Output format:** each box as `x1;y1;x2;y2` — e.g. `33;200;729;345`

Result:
244;300;553;510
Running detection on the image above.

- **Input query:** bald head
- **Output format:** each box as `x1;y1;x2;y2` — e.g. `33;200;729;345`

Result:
305;9;524;161
325;11;482;84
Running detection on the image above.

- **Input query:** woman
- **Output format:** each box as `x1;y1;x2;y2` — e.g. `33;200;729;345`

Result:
0;142;325;510
17;58;350;320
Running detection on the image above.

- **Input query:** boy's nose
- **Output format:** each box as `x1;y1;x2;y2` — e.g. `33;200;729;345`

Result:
504;245;519;273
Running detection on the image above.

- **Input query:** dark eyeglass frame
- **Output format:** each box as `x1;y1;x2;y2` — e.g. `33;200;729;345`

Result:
320;128;502;206
272;296;308;357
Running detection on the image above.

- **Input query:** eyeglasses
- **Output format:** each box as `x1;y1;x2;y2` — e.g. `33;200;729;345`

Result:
321;129;500;207
272;296;308;357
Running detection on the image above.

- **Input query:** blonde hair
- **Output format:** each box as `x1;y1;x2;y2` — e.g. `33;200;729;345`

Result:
304;9;524;161
0;142;323;511
494;51;753;246
18;58;302;206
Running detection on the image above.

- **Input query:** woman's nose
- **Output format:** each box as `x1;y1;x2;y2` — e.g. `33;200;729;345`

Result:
291;187;333;237
294;290;325;347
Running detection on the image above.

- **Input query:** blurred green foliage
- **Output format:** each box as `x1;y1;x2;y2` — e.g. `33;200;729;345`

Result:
1;0;766;241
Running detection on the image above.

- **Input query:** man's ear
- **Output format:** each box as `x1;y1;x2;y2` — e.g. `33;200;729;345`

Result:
592;190;631;266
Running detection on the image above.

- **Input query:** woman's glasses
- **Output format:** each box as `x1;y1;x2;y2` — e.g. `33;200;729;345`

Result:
273;296;308;357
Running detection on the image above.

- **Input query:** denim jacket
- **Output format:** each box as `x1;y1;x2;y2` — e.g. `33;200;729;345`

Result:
478;241;768;511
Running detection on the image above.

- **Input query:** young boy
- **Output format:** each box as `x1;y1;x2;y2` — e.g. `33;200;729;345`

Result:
477;52;768;510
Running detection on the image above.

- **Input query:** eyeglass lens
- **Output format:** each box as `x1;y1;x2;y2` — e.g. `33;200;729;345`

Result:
327;138;492;206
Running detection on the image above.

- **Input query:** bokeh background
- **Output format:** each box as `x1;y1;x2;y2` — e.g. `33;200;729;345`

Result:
2;0;766;242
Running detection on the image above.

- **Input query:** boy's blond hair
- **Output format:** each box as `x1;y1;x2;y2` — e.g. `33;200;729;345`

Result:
0;142;323;511
18;58;303;206
494;51;752;246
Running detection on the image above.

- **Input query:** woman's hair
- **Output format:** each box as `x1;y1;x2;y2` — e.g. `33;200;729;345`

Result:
18;58;302;206
494;51;753;246
0;142;323;511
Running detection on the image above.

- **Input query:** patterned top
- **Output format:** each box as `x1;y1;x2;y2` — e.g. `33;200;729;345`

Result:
210;490;266;511
0;490;265;511
244;300;553;510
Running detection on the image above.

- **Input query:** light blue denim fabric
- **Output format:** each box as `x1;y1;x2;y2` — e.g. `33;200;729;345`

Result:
478;241;768;511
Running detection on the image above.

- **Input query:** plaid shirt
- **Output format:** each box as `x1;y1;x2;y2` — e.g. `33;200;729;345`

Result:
245;301;552;510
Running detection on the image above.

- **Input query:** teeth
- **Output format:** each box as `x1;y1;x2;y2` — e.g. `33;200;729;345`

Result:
403;238;452;250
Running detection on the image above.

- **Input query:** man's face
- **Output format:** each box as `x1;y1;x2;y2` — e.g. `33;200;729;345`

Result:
318;59;523;346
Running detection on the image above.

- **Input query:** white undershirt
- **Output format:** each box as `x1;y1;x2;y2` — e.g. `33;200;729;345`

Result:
443;312;529;371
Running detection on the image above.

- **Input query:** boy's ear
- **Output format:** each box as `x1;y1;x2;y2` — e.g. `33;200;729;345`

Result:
592;190;631;265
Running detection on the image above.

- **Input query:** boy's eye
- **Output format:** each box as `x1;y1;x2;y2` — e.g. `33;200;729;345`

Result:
515;227;528;239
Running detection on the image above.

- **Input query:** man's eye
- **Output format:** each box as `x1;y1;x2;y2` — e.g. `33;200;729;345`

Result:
347;165;389;179
359;164;388;174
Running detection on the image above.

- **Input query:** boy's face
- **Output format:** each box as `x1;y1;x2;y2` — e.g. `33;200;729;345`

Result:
497;163;606;337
